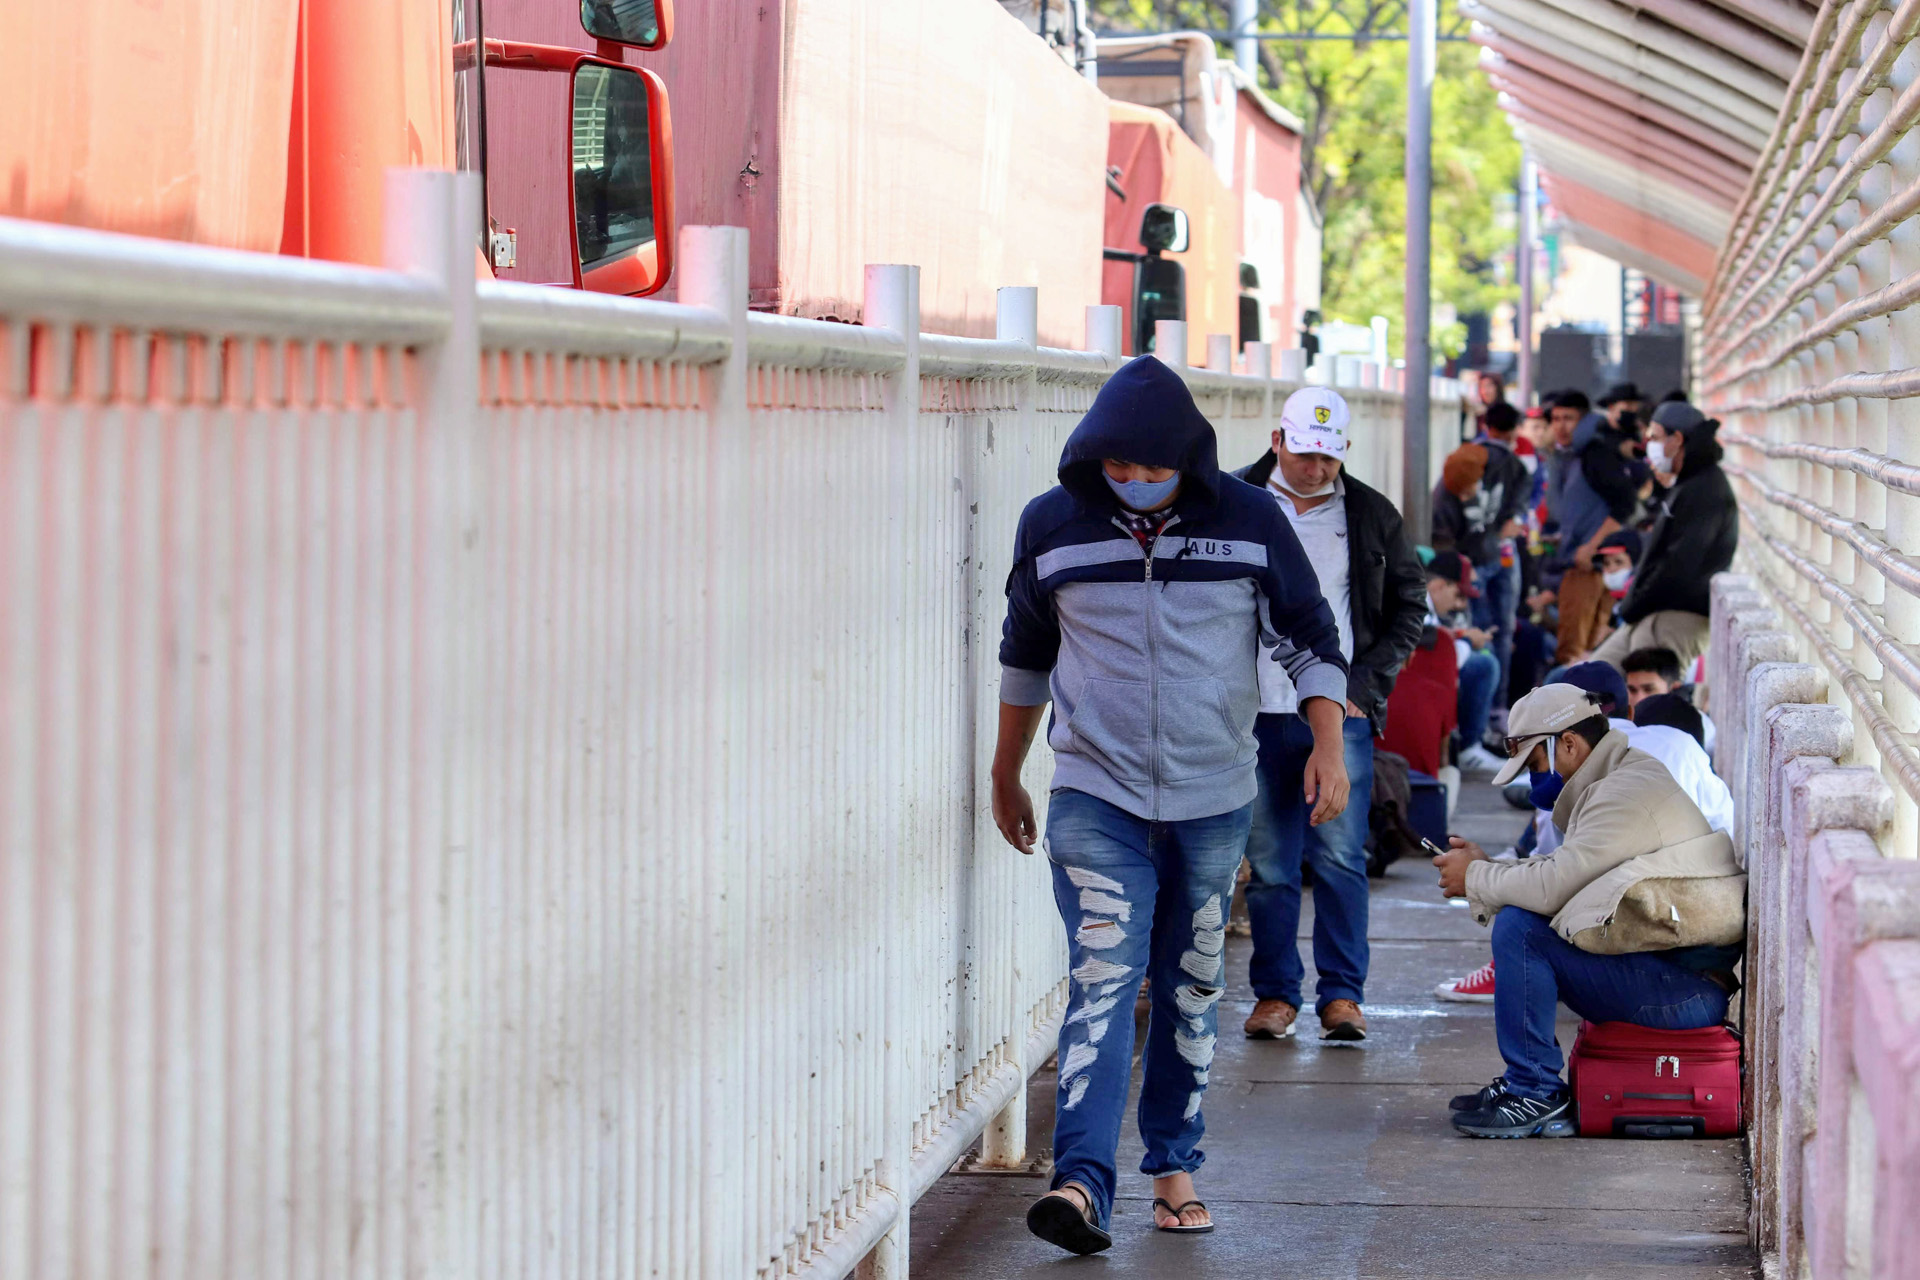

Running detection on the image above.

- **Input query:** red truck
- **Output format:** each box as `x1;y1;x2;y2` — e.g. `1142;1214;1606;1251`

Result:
1;0;1311;358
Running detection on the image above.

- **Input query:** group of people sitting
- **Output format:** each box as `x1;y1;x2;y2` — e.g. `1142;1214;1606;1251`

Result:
1391;375;1744;1132
992;358;1746;1255
1236;374;1747;1140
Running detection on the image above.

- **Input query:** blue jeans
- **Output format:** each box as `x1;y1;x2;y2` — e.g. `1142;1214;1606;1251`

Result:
1457;650;1499;748
1042;788;1252;1228
1471;557;1518;710
1244;714;1375;1012
1492;908;1730;1100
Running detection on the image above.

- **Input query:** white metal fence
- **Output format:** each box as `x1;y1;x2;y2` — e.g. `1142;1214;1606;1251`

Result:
1700;5;1920;1274
0;169;1460;1280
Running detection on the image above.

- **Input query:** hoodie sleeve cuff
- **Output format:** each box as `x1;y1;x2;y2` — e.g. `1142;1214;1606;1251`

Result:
1291;661;1348;710
999;665;1054;707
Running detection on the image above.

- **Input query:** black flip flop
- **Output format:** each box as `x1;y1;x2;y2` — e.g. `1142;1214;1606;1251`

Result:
1027;1187;1112;1255
1153;1198;1215;1234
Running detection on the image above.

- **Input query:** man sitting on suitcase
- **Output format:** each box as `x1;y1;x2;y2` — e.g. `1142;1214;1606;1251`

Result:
1430;682;1745;1138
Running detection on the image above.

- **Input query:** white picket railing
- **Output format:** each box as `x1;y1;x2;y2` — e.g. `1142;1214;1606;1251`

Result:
1699;4;1920;1274
0;169;1460;1280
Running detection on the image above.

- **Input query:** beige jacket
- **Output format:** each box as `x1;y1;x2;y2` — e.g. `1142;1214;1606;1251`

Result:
1464;730;1746;953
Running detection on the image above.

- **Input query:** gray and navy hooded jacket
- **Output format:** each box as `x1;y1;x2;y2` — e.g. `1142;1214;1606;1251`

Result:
998;356;1349;822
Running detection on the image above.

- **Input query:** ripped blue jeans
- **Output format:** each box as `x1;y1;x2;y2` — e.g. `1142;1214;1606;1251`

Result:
1042;787;1252;1228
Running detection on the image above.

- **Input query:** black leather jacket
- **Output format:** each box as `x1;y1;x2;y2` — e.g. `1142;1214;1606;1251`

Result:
1621;452;1738;623
1237;451;1429;733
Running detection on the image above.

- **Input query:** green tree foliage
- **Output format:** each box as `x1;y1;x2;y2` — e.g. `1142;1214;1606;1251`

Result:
1089;0;1519;358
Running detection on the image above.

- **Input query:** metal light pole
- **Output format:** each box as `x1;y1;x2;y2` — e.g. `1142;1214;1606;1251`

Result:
1517;155;1536;407
1231;0;1259;74
1403;0;1435;534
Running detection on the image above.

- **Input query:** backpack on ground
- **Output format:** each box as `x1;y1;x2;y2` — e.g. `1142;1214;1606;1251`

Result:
1364;748;1424;877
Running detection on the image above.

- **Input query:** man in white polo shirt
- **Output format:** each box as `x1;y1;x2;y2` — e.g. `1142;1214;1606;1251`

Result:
1236;388;1428;1041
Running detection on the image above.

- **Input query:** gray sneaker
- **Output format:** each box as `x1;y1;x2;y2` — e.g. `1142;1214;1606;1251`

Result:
1451;1089;1575;1138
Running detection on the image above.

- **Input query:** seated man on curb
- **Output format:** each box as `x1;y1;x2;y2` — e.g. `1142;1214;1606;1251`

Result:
1425;551;1504;774
1552;661;1734;836
1622;645;1718;755
1431;683;1746;1138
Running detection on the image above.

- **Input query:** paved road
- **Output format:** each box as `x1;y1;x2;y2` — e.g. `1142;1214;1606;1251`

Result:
910;776;1755;1278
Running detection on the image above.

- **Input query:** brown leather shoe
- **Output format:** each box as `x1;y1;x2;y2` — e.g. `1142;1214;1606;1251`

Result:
1243;999;1299;1040
1320;1000;1368;1041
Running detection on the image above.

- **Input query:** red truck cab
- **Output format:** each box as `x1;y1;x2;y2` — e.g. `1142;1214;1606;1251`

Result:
463;0;677;294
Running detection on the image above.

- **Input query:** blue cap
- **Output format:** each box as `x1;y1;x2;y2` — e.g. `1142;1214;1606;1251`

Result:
1554;661;1630;717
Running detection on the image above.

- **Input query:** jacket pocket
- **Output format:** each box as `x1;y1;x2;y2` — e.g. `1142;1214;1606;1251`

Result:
1064;678;1152;782
1363;548;1388;613
1158;677;1241;781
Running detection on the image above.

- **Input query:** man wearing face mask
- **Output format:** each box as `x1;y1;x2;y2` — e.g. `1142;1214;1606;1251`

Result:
1430;683;1745;1138
994;355;1351;1252
1595;529;1639;602
1235;388;1427;1043
1592;402;1737;668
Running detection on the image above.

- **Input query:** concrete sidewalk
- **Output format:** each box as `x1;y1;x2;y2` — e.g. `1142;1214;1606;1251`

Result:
910;778;1755;1278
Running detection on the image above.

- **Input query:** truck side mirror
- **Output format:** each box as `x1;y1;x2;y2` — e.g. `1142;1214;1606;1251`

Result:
1139;203;1189;254
1134;256;1186;355
580;0;674;51
570;61;676;296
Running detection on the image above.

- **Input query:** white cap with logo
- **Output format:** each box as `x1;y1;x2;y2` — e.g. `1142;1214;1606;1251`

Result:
1280;387;1351;459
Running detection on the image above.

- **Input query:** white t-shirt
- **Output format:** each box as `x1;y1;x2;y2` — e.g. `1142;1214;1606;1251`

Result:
1532;719;1733;855
1610;717;1734;833
1258;477;1353;714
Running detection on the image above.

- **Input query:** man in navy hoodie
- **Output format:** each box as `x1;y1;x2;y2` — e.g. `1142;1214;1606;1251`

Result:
992;356;1351;1254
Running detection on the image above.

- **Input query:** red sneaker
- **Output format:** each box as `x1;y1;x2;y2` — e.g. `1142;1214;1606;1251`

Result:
1435;960;1495;1003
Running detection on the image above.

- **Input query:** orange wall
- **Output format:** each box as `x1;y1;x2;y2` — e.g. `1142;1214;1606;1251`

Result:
282;0;455;264
1102;101;1240;365
0;0;300;251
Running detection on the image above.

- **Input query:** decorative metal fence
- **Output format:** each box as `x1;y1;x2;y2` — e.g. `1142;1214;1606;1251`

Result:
0;168;1461;1280
1701;6;1920;1274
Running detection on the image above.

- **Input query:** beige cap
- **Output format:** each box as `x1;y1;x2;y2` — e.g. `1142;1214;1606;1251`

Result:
1491;683;1610;785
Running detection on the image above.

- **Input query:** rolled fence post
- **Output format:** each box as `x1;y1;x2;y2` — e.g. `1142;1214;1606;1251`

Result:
1085;305;1123;363
979;286;1040;1174
1207;333;1234;374
379;166;480;1272
1244;340;1273;439
1277;347;1306;383
863;261;924;1273
1155;320;1189;368
676;225;754;1280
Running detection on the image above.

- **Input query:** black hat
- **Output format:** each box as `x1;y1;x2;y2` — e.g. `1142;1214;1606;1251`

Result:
1426;550;1479;597
1634;692;1707;749
1651;400;1707;435
1650;399;1723;467
1598;382;1642;407
1596;528;1643;562
1554;661;1629;716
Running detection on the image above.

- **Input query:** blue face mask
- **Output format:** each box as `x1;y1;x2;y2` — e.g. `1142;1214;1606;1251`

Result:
1528;769;1566;810
1105;471;1180;512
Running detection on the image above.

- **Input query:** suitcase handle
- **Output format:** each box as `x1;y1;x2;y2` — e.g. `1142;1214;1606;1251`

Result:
1615;1115;1706;1139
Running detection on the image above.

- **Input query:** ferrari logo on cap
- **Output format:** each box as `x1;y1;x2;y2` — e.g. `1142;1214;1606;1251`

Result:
1314;406;1331;424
